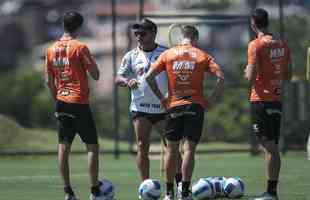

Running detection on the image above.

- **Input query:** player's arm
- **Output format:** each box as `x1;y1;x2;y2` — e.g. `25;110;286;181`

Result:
210;70;225;100
80;45;100;81
46;73;57;101
115;74;139;89
145;53;167;104
115;53;139;89
44;53;57;101
206;59;225;107
145;65;165;101
88;62;100;81
244;64;258;85
244;41;258;85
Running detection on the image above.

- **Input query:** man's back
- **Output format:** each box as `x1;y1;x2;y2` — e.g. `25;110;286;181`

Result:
248;34;291;102
154;43;220;108
46;39;94;104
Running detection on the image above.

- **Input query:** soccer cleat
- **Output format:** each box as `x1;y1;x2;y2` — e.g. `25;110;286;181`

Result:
163;193;174;200
65;194;79;200
89;194;103;200
178;192;193;200
176;182;182;199
254;192;278;200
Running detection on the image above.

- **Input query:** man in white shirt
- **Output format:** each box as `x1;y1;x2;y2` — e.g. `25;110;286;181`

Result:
115;18;182;194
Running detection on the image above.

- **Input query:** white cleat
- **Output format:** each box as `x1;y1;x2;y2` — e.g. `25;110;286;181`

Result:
89;194;104;200
65;194;79;200
254;192;278;200
163;194;174;200
176;182;182;199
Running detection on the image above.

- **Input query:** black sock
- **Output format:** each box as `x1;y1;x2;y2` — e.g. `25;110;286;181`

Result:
267;180;278;196
91;185;101;197
64;186;74;196
181;181;191;197
175;173;182;185
166;182;174;196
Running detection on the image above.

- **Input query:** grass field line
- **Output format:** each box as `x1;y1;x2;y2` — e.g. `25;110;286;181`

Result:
0;173;89;181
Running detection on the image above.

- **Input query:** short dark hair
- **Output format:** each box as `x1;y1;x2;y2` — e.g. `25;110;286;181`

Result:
63;11;84;33
251;8;269;29
132;18;157;33
182;25;199;40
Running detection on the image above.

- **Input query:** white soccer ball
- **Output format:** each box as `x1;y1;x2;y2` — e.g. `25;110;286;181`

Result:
192;178;215;199
99;178;115;200
138;179;161;200
208;176;226;197
223;177;245;198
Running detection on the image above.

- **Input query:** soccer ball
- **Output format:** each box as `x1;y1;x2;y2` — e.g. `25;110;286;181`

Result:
138;179;161;200
192;178;215;199
99;178;115;200
223;177;245;198
208;176;226;197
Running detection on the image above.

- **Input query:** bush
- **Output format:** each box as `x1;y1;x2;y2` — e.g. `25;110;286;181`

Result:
0;115;22;147
0;69;49;127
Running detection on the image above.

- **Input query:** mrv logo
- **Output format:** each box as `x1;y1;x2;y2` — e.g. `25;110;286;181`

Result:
173;61;195;71
270;48;284;59
53;57;69;67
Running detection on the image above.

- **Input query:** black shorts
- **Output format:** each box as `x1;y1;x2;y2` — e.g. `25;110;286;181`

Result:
165;103;204;143
251;101;282;144
131;111;166;124
55;100;98;144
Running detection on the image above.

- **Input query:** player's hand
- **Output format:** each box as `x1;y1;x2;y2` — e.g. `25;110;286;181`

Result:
127;79;140;89
160;98;169;110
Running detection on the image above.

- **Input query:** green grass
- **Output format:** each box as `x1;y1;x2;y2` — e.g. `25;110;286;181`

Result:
0;152;308;200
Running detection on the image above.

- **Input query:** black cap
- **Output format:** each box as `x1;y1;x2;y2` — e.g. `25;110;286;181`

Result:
132;18;157;33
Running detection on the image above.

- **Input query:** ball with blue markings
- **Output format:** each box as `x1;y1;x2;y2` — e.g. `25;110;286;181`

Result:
192;178;215;199
209;176;226;197
223;177;245;198
138;179;161;200
99;178;115;200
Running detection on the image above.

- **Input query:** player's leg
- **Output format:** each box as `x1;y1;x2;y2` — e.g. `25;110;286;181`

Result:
181;103;204;199
180;140;197;198
260;141;281;190
261;103;282;199
155;118;183;187
77;104;100;199
164;140;180;199
55;101;78;200
252;102;281;200
175;142;183;185
132;112;153;180
86;144;100;199
163;107;184;199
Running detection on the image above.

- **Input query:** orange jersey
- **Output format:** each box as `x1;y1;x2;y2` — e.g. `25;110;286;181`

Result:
247;34;291;102
152;44;222;109
45;38;96;104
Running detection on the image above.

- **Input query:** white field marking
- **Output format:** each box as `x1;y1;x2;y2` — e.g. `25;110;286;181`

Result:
0;173;88;181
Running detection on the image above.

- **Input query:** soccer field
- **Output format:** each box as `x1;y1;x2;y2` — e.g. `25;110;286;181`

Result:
0;152;308;200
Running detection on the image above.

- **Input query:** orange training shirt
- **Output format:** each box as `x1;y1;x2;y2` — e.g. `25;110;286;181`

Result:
45;38;96;104
152;43;222;109
247;34;291;102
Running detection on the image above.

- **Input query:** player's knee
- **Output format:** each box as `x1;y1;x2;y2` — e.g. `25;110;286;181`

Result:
59;144;71;154
137;141;150;154
87;144;99;154
166;145;179;156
